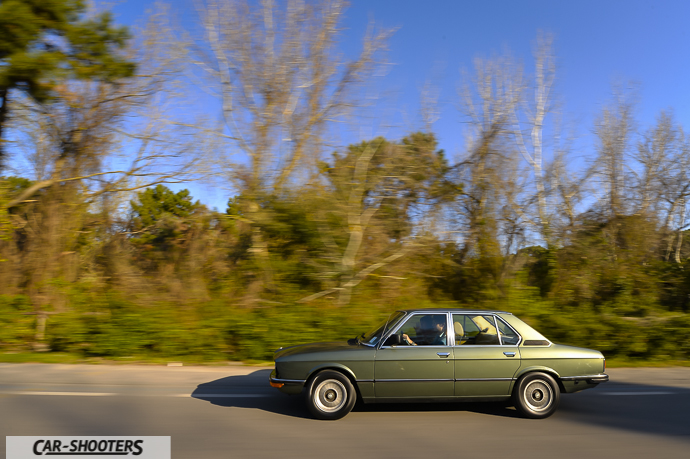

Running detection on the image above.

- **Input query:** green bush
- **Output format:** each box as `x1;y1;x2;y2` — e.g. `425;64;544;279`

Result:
0;295;34;350
224;303;389;361
3;282;689;363
46;295;228;360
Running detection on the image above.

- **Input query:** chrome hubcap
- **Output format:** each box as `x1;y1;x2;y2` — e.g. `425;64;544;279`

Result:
524;380;553;412
314;379;347;413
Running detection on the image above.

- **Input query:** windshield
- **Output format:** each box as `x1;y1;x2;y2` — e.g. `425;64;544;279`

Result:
360;311;406;345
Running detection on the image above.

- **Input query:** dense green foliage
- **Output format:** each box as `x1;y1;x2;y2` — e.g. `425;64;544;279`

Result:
130;185;203;246
1;172;690;362
0;1;688;365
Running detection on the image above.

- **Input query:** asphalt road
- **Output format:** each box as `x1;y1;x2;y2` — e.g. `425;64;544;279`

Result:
1;363;689;458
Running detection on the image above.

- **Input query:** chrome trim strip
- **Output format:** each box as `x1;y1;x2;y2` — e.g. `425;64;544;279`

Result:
495;315;523;346
375;379;455;383
492;315;502;345
560;374;608;381
525;341;552;347
396;309;514;315
379;311;452;349
372;378;515;383
269;377;306;385
452;344;515;348
378;345;452;349
377;311;410;349
449;313;523;347
446;311;454;347
377;311;525;349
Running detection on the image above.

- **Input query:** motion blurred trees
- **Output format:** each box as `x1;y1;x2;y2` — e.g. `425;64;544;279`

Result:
130;185;203;246
452;53;526;294
0;5;689;362
0;2;201;347
191;0;391;296
0;0;135;170
300;132;454;305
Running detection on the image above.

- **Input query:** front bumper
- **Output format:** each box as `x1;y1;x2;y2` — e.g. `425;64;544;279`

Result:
269;369;306;394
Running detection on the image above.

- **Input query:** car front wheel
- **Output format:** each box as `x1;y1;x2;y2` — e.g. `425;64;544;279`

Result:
513;372;560;419
306;370;356;420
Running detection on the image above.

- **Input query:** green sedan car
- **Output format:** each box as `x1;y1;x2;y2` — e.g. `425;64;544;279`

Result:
269;309;608;420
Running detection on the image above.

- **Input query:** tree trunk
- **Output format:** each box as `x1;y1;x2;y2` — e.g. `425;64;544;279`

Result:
675;199;685;264
246;200;274;299
0;88;8;171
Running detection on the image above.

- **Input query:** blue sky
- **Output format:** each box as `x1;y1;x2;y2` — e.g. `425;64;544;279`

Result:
104;0;690;210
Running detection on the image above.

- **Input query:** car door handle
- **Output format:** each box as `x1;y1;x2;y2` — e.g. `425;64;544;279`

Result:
437;352;451;358
503;352;516;357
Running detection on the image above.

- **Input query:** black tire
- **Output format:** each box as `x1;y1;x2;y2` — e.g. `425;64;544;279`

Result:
305;370;357;420
512;372;560;419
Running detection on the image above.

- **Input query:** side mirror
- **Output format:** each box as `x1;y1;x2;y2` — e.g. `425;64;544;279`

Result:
383;334;402;346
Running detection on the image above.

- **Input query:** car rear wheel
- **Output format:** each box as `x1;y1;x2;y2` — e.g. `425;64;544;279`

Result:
306;370;356;420
513;372;560;419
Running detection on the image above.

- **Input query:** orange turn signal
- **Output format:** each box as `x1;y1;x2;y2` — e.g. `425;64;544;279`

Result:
270;381;284;388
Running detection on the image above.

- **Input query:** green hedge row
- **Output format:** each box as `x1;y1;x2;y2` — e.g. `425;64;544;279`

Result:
0;294;391;361
2;293;689;362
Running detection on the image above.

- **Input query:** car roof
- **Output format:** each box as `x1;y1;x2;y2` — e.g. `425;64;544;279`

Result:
395;308;512;315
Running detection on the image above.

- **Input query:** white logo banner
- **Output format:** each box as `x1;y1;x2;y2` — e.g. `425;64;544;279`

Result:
6;437;171;459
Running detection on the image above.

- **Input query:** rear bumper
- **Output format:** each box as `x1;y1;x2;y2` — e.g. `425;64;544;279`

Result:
560;373;609;384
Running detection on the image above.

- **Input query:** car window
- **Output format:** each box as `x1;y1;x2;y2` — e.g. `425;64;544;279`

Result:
396;313;448;346
362;311;405;345
496;317;520;345
384;311;406;335
452;314;500;345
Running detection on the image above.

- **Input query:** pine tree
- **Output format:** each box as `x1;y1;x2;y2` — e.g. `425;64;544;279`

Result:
0;0;135;169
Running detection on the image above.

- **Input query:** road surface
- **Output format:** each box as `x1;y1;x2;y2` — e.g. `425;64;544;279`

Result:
1;363;689;458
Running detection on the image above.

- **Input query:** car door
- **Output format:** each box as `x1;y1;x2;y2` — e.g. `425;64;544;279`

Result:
452;313;521;397
374;313;454;399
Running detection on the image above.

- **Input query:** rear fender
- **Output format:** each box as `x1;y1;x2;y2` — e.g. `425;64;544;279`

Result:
514;366;564;392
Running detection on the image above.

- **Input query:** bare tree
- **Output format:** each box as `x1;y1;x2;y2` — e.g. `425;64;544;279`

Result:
655;124;690;262
419;62;445;132
592;91;635;219
512;32;556;246
191;0;391;293
193;0;391;192
6;10;200;211
0;13;201;346
674;200;687;263
546;141;589;236
455;55;525;265
633;111;675;216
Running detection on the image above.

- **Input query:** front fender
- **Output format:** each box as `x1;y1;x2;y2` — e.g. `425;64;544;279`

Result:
306;363;358;385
